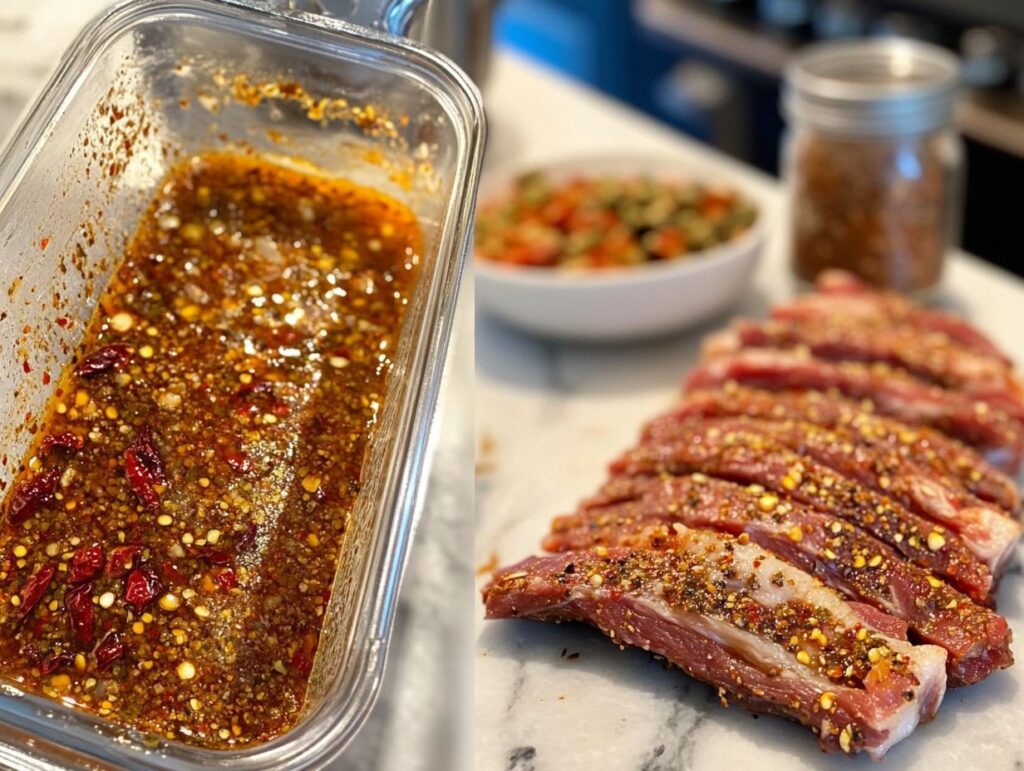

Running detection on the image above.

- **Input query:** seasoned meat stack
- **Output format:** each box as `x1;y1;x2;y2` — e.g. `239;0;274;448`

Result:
483;271;1023;759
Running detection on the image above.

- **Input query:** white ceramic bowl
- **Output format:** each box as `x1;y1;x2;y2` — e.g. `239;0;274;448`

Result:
474;156;772;341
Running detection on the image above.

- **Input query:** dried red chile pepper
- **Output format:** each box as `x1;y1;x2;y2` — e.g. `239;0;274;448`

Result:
65;582;95;645
123;565;161;612
68;545;104;584
42;432;84;453
124;427;166;510
106;545;143;578
40;651;75;676
17;564;56;620
7;469;60;525
94;631;124;670
75;343;132;377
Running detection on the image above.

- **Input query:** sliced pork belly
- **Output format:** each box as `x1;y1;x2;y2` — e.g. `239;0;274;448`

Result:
544;474;1012;686
663;387;1021;515
774;270;1012;367
610;426;994;604
483;529;948;759
641;416;1021;574
705;319;1024;423
684;349;1024;474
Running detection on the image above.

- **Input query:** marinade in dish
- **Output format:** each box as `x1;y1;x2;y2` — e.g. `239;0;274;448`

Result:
0;152;421;747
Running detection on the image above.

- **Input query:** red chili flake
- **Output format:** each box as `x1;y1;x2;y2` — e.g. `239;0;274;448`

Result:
290;631;318;674
94;631;124;670
55;316;69;329
65;582;95;645
42;432;84;453
214;569;238;591
159;560;186;586
7;469;60;524
40;237;50;250
192;546;232;566
75;343;132;377
68;545;104;584
17;564;56;620
39;651;74;676
123;427;167;510
235;524;259;552
42;372;50;386
20;643;44;667
22;360;31;374
233;381;290;418
106;545;143;578
225;450;251;474
123;565;161;612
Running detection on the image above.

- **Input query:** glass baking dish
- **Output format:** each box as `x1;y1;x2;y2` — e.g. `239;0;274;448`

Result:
0;0;484;768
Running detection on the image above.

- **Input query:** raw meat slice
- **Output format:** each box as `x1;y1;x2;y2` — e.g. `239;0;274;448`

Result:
610;424;995;604
684;349;1024;474
774;270;1012;366
545;474;1012;686
660;387;1021;515
483;528;948;759
704;318;1024;422
641;415;1021;574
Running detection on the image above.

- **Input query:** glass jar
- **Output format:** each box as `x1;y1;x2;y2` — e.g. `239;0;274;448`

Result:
781;39;964;293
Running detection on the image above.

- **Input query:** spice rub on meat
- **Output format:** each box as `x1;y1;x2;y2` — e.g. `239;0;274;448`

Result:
0;152;422;748
484;528;948;760
483;271;1022;758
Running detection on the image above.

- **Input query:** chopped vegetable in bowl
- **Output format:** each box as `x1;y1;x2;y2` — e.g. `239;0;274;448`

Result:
475;172;759;269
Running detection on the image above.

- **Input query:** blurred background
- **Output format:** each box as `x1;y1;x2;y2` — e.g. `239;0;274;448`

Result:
488;0;1024;277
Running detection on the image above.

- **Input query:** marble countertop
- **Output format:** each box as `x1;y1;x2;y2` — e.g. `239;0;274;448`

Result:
0;2;472;769
475;51;1024;770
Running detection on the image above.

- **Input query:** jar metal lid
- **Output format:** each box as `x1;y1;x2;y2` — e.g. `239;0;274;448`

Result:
783;39;961;136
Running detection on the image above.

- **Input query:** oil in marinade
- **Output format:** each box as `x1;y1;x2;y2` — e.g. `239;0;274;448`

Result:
0;152;421;748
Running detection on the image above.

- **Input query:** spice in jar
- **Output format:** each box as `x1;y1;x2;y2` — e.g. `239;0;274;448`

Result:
782;40;963;293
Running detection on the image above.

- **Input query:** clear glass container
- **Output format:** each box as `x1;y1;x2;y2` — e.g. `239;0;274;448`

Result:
0;0;484;767
781;39;964;293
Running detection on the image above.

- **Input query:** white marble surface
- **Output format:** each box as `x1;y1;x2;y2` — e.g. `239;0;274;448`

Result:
0;3;473;769
475;51;1024;770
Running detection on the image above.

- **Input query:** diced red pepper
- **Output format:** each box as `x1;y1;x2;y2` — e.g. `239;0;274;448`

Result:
7;469;60;525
